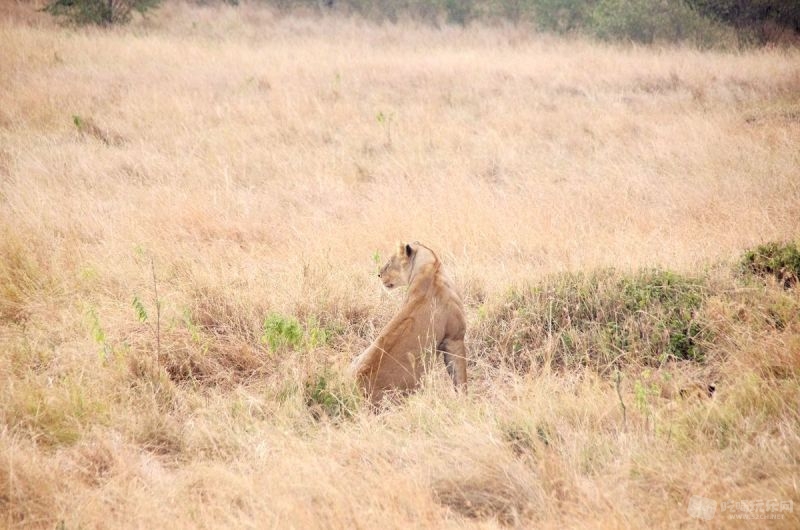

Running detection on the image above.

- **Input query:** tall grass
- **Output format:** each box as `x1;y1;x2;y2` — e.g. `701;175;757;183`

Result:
1;2;799;528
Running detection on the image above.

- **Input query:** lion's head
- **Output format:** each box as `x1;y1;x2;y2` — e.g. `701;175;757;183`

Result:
378;242;414;290
378;241;439;290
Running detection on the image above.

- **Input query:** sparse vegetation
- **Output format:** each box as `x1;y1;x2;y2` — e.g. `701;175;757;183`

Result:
741;240;800;288
1;2;799;528
37;0;800;45
304;368;360;421
261;312;334;352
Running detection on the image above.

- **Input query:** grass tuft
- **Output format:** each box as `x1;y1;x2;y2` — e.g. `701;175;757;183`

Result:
304;368;361;422
482;268;710;373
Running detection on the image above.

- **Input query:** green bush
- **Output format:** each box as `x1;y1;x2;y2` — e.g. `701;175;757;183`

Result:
483;268;709;372
740;241;800;288
44;0;161;26
589;0;730;45
688;0;800;41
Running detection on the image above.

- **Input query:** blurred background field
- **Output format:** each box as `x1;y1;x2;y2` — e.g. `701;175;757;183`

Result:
1;1;799;528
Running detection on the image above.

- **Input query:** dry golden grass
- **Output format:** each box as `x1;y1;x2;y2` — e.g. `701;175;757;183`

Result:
1;2;800;528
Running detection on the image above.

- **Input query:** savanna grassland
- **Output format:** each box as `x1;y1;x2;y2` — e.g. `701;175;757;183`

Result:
2;2;800;528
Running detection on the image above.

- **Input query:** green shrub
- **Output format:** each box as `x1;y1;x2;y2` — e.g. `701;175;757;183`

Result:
261;312;303;353
261;312;337;353
687;0;800;42
483;268;709;372
740;241;800;288
589;0;730;45
44;0;162;26
304;369;359;421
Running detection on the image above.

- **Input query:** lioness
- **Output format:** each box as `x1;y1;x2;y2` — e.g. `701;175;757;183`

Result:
350;242;467;405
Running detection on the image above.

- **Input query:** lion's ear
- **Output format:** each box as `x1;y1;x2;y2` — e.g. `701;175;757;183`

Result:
405;243;414;257
397;242;406;256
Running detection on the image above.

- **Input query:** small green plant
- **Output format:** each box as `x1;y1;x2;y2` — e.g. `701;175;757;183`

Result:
740;241;800;288
304;369;359;422
633;371;660;416
86;307;105;345
262;312;303;352
131;256;162;360
305;315;330;349
262;312;338;353
182;308;203;344
132;296;148;323
372;250;382;274
376;110;394;147
86;306;111;361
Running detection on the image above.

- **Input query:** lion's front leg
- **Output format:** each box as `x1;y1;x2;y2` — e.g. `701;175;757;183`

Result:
348;346;373;379
349;344;384;402
440;338;467;392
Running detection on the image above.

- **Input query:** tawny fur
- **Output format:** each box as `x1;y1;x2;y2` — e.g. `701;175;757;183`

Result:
349;242;467;405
